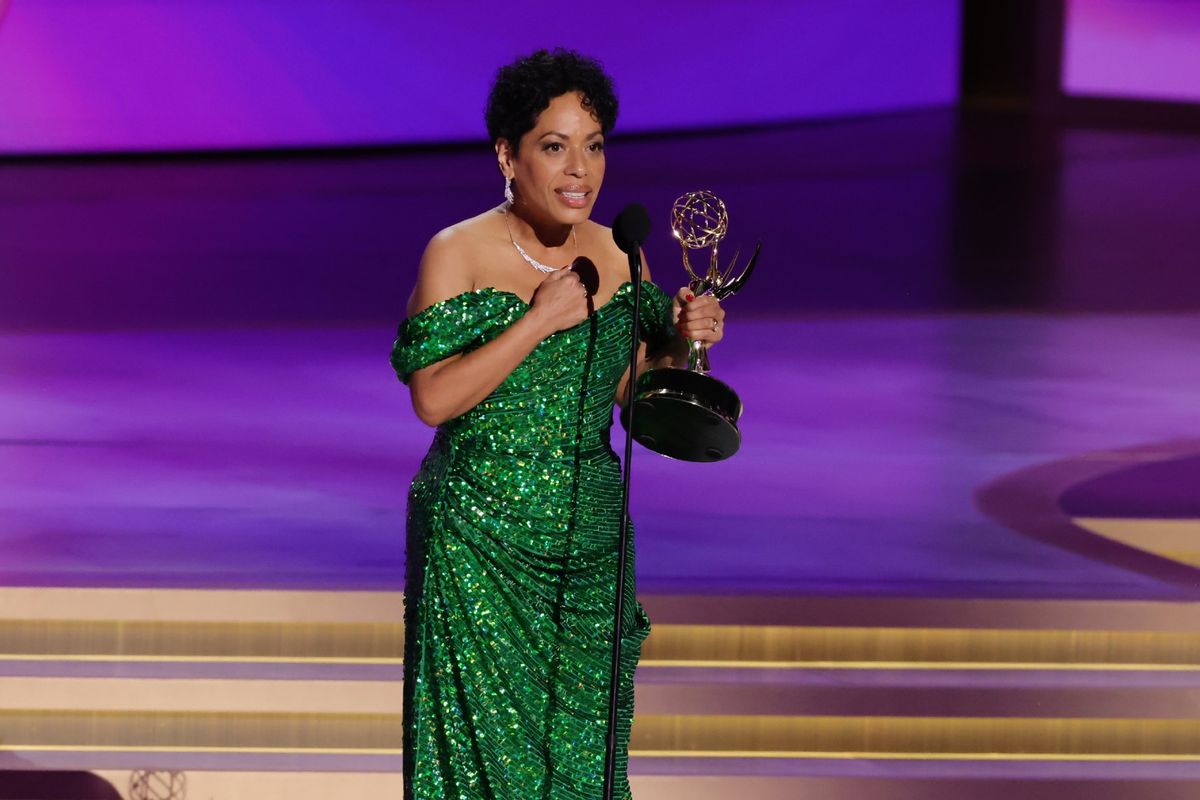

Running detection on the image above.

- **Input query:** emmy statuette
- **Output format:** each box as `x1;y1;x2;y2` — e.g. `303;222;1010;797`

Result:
623;190;761;462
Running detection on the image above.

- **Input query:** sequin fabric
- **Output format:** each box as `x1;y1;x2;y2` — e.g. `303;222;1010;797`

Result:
391;280;676;800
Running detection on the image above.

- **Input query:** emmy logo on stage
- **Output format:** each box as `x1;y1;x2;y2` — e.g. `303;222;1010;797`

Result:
625;190;761;462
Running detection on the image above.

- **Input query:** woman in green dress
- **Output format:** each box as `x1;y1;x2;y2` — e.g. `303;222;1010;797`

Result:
391;49;726;800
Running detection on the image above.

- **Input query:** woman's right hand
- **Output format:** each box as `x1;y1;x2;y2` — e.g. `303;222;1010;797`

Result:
527;268;590;335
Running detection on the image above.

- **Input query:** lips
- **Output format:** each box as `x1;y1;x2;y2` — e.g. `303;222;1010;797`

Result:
556;187;592;208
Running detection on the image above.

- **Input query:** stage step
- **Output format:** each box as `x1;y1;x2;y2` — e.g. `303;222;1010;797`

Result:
0;769;1186;800
5;595;1200;671
2;587;1199;796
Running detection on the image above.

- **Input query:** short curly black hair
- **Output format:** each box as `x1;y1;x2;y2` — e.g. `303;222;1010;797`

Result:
485;48;618;153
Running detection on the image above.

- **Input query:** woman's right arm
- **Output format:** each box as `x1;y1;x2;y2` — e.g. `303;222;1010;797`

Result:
406;234;589;427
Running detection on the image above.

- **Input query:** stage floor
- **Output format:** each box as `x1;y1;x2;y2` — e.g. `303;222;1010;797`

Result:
3;312;1198;599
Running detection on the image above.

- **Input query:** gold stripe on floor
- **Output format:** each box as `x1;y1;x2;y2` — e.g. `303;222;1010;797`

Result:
0;710;401;750
0;619;401;660
630;714;1200;758
5;620;1200;669
7;711;1200;760
641;624;1200;668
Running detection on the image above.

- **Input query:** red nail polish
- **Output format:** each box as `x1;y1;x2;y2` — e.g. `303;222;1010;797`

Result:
685;294;694;302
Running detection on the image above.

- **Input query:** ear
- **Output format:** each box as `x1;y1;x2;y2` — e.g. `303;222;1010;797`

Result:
495;138;515;178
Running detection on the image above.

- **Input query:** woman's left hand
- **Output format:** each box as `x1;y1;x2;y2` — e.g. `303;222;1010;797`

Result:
673;287;725;347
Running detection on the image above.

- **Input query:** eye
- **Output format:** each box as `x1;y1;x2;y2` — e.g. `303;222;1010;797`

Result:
588;141;605;152
543;142;563;153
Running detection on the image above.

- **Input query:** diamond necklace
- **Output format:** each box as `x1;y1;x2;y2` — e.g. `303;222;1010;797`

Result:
503;203;576;274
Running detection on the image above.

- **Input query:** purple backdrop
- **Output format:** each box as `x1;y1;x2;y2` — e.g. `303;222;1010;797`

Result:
0;0;960;154
1062;0;1200;103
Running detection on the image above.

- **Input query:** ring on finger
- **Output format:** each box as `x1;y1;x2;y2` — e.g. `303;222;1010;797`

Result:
711;319;719;332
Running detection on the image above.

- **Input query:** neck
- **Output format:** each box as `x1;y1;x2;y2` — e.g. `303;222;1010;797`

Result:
503;202;574;249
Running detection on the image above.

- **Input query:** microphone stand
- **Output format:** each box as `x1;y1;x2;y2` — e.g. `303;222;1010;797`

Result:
602;245;643;800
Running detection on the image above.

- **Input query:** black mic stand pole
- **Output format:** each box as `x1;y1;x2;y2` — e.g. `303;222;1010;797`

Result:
602;244;643;800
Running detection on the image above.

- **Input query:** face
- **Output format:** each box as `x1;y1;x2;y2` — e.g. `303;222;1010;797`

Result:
498;91;606;226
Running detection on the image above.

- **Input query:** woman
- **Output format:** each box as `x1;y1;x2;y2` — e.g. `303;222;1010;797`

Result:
391;49;725;799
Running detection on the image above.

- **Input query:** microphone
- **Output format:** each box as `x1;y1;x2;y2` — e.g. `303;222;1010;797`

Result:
603;202;651;800
612;204;651;257
569;256;600;298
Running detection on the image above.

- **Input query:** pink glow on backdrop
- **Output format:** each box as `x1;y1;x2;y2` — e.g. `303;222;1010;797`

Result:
1063;0;1200;103
0;0;959;154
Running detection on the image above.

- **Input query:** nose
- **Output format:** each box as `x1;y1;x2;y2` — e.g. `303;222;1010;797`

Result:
566;147;587;178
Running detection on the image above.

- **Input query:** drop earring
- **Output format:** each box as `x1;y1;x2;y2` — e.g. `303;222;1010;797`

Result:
504;176;514;206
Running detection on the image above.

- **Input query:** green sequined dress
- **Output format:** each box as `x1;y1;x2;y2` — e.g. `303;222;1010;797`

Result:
391;280;676;800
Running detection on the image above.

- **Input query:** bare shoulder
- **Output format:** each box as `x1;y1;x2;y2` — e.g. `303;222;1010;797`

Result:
406;210;506;316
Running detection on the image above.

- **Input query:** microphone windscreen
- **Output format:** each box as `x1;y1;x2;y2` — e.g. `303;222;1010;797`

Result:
569;256;600;298
612;204;651;255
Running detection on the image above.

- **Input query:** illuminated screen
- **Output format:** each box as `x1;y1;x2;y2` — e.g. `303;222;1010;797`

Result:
0;0;960;154
1063;0;1200;103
